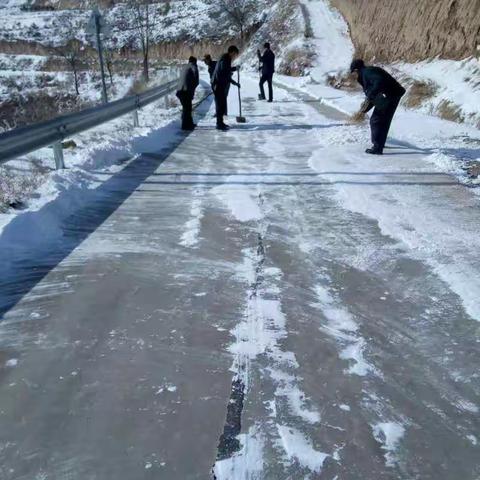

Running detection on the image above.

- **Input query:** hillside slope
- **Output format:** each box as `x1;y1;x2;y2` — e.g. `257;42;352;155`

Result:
330;0;480;62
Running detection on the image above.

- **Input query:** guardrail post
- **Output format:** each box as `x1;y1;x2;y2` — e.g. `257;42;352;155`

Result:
133;109;140;128
53;142;65;170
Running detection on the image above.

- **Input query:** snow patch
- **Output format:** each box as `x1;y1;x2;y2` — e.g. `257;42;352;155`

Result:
213;426;264;480
269;368;321;424
466;434;477;446
372;422;406;467
299;0;354;82
313;284;376;376
180;189;204;248
213;179;263;222
277;425;329;473
155;384;177;395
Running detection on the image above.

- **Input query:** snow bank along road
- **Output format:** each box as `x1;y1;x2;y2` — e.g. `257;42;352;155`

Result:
0;76;479;480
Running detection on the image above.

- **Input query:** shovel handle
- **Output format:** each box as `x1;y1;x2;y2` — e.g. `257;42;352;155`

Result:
237;69;243;118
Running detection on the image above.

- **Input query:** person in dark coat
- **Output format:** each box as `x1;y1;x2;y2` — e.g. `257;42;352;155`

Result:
176;56;199;131
203;54;217;80
257;42;275;102
350;59;406;155
212;45;240;131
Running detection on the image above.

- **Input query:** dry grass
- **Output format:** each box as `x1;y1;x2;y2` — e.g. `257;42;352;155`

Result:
467;163;480;179
0;91;86;131
327;71;362;91
404;80;438;108
128;77;151;95
0;165;46;212
279;47;314;76
437;100;464;123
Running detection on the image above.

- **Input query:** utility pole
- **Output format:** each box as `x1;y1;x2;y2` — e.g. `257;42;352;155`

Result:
88;8;109;104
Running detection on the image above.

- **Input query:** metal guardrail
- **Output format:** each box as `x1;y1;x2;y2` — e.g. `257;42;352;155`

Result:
0;78;179;169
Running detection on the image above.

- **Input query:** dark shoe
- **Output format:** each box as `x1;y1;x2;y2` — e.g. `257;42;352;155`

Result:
365;148;383;155
267;100;273;103
258;95;266;100
216;124;229;131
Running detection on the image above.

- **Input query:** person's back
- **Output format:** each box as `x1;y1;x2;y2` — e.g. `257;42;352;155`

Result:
212;53;232;92
177;62;199;97
350;59;406;155
208;60;217;79
261;48;275;75
361;66;405;100
257;43;275;102
203;54;217;80
212;45;240;131
176;57;199;131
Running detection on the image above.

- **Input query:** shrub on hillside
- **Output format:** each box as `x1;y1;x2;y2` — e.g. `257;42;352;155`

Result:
0;165;46;212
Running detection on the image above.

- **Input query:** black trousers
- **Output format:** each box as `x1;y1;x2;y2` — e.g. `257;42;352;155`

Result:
260;73;273;101
370;96;401;150
177;91;194;129
214;89;228;125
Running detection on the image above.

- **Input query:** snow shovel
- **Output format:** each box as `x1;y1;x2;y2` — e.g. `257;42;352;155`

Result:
236;69;246;123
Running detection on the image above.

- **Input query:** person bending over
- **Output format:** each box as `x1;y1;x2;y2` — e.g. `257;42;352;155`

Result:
203;54;217;81
176;56;199;131
212;45;240;131
350;59;406;155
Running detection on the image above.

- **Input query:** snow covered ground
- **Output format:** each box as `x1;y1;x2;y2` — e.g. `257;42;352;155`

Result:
1;72;478;480
0;67;183;224
0;0;479;478
273;0;479;188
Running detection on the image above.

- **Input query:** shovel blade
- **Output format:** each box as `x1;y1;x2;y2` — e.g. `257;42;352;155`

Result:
236;116;246;123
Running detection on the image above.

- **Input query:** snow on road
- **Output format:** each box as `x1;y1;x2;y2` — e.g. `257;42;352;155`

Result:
0;71;479;480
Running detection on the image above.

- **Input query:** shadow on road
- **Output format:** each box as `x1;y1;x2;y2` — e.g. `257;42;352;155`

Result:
0;95;214;321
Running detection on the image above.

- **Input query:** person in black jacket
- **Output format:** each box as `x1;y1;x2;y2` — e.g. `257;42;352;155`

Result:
351;59;406;155
257;42;275;102
212;45;240;131
176;56;200;131
203;54;217;80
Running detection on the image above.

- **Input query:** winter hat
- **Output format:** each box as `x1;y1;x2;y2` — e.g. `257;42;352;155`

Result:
350;59;365;72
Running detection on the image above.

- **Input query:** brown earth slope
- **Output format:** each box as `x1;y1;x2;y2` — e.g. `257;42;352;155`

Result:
330;0;480;62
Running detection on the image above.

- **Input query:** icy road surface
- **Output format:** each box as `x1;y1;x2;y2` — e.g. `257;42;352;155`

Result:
0;77;479;480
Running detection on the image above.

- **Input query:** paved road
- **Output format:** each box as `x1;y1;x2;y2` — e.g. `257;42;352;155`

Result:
0;79;479;480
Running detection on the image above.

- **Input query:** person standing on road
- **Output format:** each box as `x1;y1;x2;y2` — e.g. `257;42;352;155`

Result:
203;54;217;81
350;59;406;155
176;56;200;131
257;42;275;102
212;45;240;131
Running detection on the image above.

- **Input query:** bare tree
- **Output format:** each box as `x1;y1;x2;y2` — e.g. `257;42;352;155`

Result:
207;0;258;45
129;0;151;82
103;37;118;87
51;22;84;96
115;1;171;83
126;0;157;82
